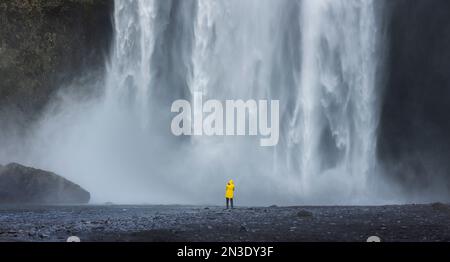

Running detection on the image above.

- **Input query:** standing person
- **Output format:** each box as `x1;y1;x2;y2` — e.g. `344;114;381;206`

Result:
225;179;235;209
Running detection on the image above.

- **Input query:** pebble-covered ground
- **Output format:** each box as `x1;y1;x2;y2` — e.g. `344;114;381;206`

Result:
0;204;450;242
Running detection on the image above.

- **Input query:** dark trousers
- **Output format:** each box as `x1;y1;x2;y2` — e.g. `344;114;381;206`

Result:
226;198;234;209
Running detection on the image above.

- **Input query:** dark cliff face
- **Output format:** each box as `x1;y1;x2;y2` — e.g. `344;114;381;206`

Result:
0;0;113;131
378;0;450;195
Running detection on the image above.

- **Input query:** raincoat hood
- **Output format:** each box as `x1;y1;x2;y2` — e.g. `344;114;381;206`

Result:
225;180;235;199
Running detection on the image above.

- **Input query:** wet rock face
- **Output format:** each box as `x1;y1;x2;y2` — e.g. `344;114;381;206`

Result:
378;0;450;193
0;0;113;128
0;163;90;204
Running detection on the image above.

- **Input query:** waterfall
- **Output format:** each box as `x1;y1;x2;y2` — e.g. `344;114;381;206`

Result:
290;0;383;202
106;0;157;128
25;0;385;205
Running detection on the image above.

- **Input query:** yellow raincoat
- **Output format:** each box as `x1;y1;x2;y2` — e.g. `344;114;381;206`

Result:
225;180;235;199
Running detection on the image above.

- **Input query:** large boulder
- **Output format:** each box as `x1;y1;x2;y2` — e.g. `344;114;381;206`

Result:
0;163;90;204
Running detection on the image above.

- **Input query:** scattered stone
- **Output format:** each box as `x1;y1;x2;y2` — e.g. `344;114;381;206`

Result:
297;210;313;218
39;233;50;239
431;202;450;213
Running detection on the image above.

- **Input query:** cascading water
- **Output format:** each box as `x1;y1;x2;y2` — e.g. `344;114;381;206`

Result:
107;0;157;129
21;0;386;205
290;0;384;202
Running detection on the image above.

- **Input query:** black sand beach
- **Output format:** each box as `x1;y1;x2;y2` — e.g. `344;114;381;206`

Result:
1;204;449;242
